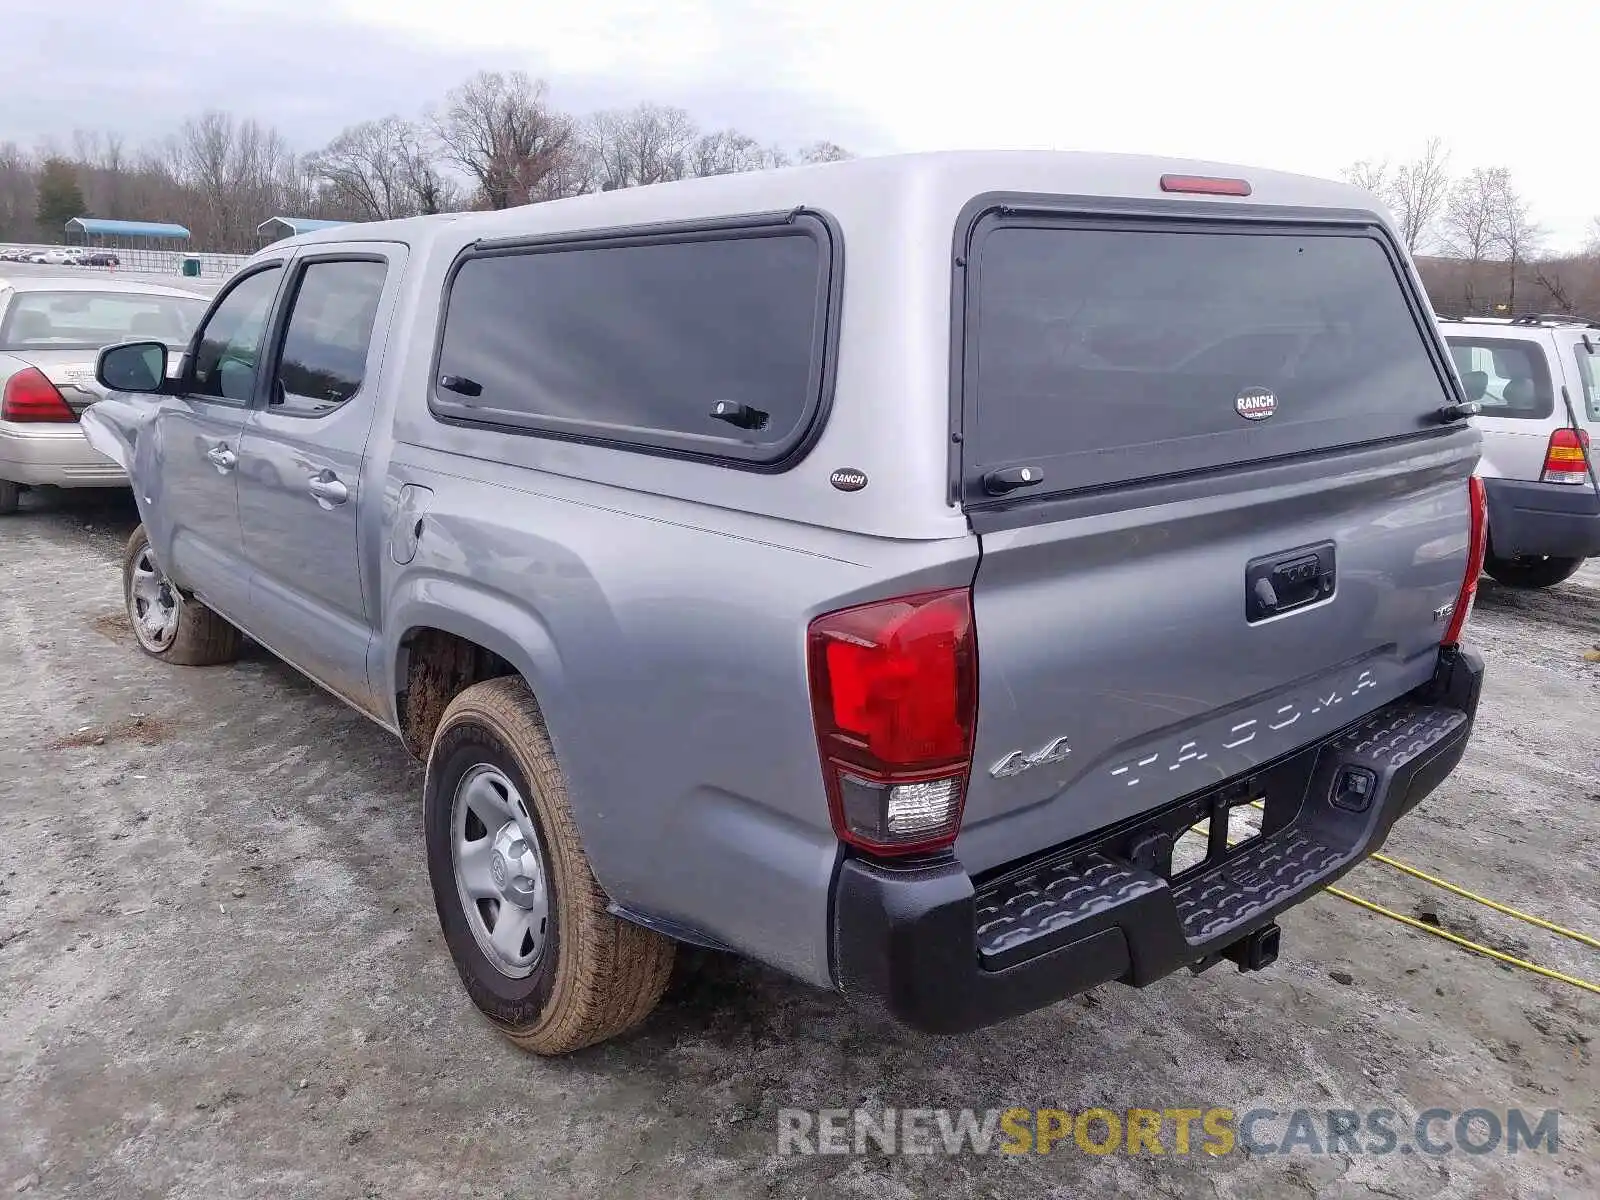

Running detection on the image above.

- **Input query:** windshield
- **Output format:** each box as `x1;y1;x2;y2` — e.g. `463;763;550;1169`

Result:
0;291;208;352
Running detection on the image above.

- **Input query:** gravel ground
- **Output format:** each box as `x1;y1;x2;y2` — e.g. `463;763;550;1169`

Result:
1;489;1596;1199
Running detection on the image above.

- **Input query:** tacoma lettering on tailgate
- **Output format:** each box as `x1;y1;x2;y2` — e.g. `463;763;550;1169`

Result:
990;668;1380;786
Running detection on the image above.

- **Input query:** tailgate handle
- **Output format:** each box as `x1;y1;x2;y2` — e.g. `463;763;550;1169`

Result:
1246;541;1336;623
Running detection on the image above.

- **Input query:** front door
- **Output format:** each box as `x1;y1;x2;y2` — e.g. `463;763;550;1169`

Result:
236;250;399;711
144;264;285;619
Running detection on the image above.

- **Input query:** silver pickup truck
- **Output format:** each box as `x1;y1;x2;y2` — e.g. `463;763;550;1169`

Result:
84;151;1487;1055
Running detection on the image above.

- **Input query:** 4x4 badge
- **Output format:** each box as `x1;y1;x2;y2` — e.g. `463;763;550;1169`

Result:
990;736;1073;779
1235;387;1277;421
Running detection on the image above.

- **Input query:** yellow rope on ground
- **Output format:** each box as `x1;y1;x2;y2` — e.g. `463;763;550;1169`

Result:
1326;885;1600;996
1239;799;1599;950
1182;801;1600;995
1367;852;1600;951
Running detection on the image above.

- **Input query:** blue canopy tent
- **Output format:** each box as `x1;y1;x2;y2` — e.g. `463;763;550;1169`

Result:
64;217;191;250
258;217;347;244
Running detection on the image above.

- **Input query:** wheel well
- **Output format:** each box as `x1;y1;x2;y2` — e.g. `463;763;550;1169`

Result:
396;628;516;758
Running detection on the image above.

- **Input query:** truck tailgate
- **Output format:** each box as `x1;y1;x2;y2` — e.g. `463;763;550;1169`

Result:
951;207;1477;875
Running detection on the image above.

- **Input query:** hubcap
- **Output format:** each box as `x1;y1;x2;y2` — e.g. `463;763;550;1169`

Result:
129;547;181;652
451;764;549;978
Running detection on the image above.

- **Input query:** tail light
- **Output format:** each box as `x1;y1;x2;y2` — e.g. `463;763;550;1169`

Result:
1159;174;1252;196
808;588;977;856
2;368;75;423
1441;476;1487;647
1540;427;1592;485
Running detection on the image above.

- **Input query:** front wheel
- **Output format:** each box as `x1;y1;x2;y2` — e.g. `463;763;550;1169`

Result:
122;526;240;665
424;676;675;1055
1482;552;1585;590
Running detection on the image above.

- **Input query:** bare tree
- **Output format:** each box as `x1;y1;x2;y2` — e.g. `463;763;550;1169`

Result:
525;144;595;202
1532;261;1577;313
432;71;574;209
1441;168;1509;312
167;111;297;249
1340;158;1389;194
1491;173;1541;313
66;129;132;220
307;116;451;220
1586;216;1600;255
587;103;698;191
798;140;853;165
0;71;864;246
1388;137;1451;253
692;129;786;177
0;142;38;241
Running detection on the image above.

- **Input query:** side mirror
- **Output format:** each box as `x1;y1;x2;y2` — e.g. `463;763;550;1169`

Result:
96;340;170;394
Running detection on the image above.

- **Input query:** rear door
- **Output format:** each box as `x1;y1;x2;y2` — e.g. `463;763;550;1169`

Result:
145;263;286;619
1557;331;1600;441
953;206;1476;875
235;248;399;711
1442;329;1559;482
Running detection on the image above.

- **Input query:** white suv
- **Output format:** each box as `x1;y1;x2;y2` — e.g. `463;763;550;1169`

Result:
1436;314;1600;588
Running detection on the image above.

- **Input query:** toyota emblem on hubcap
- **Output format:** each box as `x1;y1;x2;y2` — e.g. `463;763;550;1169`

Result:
490;852;508;888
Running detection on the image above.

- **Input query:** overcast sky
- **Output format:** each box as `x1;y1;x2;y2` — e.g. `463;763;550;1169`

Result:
9;0;1599;249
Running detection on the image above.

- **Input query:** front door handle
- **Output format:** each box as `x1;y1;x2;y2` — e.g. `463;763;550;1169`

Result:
206;444;237;473
307;475;349;508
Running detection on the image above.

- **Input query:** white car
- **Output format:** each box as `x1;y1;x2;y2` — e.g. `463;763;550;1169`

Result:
0;275;210;513
1437;313;1600;587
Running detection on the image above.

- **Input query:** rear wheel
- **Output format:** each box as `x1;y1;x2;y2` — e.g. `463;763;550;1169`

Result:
121;526;240;665
1483;552;1584;590
0;480;20;515
424;676;675;1055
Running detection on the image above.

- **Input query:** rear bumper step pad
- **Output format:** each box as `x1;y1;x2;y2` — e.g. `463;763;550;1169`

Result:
830;647;1483;1034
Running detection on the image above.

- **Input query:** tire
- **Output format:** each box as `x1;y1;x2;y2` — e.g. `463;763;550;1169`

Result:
121;526;240;665
0;479;20;515
1482;552;1585;590
424;676;675;1055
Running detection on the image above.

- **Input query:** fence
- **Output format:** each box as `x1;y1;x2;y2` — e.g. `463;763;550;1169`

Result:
0;243;248;281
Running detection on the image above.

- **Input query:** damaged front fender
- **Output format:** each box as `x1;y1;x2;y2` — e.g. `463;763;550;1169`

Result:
79;396;156;476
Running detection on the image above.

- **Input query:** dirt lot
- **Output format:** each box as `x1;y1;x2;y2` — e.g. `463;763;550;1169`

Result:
1;490;1596;1199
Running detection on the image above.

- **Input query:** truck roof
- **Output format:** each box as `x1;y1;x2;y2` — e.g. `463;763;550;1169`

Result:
274;150;1390;253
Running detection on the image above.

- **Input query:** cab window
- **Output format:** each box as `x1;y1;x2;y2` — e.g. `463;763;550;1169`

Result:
269;260;388;417
189;267;284;404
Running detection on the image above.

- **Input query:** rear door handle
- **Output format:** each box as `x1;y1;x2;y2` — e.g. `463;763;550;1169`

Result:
307;475;349;508
206;444;237;472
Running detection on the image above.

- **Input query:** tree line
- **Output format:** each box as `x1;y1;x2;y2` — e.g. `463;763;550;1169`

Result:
0;70;853;253
1342;138;1600;317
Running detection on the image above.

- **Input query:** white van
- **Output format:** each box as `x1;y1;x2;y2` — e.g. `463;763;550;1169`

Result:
1437;314;1600;587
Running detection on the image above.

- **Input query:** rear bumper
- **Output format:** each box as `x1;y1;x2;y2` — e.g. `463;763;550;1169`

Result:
1484;476;1600;560
830;646;1484;1035
0;420;126;488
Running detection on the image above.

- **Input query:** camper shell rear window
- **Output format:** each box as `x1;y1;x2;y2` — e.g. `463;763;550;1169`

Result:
955;207;1455;504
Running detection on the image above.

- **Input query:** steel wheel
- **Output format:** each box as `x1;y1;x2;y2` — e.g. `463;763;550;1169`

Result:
451;763;549;979
129;546;182;653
